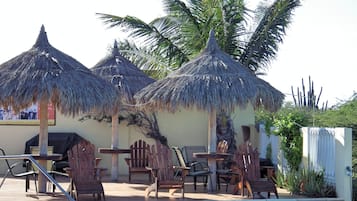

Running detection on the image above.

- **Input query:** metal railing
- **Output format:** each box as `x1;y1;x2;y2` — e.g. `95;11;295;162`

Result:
0;154;75;201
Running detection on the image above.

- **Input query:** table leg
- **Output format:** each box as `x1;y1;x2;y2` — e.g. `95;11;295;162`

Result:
38;160;47;193
111;154;119;181
207;158;217;192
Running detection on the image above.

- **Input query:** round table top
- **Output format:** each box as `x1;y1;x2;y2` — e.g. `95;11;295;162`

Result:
193;152;231;159
30;153;63;160
98;148;131;154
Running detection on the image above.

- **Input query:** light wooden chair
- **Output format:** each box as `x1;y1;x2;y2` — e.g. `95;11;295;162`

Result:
172;146;211;191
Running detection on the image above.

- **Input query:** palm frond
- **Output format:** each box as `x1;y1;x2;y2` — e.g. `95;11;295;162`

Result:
220;0;247;56
239;0;300;72
97;13;189;73
117;40;175;79
163;0;201;33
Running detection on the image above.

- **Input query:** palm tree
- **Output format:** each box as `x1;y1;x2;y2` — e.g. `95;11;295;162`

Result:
97;0;300;78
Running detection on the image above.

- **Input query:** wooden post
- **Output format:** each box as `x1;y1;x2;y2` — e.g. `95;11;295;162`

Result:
111;113;119;181
207;108;217;192
38;99;48;193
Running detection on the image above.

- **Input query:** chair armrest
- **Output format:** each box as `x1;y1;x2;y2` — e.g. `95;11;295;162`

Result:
95;158;102;167
124;158;131;166
173;166;190;171
173;166;190;178
63;167;72;176
190;161;210;171
261;165;275;178
146;166;158;178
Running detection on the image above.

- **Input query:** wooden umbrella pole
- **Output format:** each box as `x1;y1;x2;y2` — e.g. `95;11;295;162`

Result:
111;113;119;181
38;99;49;193
207;108;217;192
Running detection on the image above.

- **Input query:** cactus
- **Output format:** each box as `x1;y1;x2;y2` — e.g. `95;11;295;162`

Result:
291;76;327;111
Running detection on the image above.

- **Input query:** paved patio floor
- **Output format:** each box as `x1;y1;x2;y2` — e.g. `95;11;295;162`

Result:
0;175;305;201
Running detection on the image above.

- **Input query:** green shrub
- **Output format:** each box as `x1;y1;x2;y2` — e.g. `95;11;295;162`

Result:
299;169;323;196
353;178;357;201
272;171;285;188
285;169;302;194
275;169;336;197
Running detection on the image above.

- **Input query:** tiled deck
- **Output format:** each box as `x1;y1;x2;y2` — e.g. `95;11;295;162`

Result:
0;175;339;201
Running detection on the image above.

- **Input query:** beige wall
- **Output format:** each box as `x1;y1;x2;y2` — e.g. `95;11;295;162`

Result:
0;104;255;176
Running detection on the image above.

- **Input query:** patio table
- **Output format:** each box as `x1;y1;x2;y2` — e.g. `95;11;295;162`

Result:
98;148;130;181
193;152;231;192
27;153;63;193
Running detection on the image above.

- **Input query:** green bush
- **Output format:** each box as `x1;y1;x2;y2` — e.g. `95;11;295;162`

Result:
256;105;312;171
285;169;301;194
274;169;336;197
353;178;357;201
273;171;286;188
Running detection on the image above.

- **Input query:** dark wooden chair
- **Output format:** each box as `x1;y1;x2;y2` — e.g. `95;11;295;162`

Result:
233;145;278;198
124;140;151;183
216;140;233;192
67;140;105;201
145;142;188;198
172;146;211;191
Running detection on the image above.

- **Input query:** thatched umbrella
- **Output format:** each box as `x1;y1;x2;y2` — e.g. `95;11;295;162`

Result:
91;41;154;180
0;25;119;192
135;30;284;191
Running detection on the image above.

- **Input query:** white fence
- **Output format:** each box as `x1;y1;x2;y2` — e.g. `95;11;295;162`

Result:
302;127;352;201
259;126;352;201
305;127;336;184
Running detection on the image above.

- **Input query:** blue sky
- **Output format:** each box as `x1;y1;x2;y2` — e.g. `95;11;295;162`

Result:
0;0;356;107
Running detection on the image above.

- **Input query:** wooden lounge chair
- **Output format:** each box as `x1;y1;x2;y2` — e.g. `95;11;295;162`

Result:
0;148;37;192
124;140;151;183
145;142;189;198
67;140;105;201
172;146;211;191
233;146;278;198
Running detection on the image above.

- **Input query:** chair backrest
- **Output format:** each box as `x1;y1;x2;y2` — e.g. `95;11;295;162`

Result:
129;140;149;168
172;147;187;168
235;147;261;180
217;140;228;153
67;140;97;183
147;142;175;181
0;148;18;177
182;146;207;165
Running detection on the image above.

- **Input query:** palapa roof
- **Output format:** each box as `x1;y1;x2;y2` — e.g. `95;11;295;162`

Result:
91;41;155;104
0;25;119;115
135;30;284;113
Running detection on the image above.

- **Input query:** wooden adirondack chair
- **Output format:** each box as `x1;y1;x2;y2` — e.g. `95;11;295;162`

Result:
124;140;151;183
233;145;278;198
145;142;189;198
67;140;105;201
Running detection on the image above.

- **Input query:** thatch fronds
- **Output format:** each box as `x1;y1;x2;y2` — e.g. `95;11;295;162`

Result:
0;25;119;116
135;30;284;113
91;40;155;104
